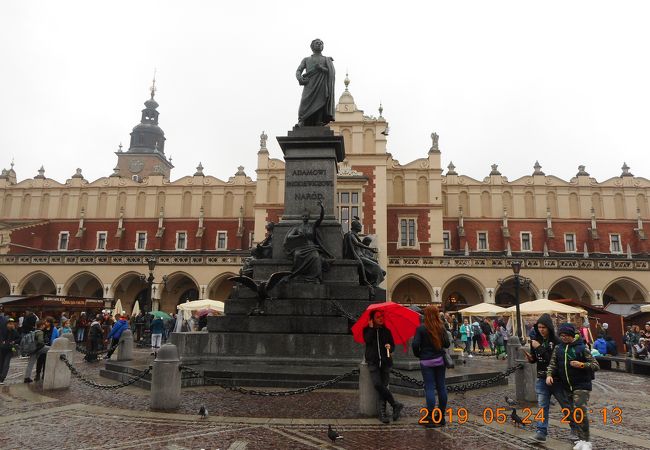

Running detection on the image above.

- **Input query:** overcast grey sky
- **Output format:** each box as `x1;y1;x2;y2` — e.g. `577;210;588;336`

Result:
1;1;649;184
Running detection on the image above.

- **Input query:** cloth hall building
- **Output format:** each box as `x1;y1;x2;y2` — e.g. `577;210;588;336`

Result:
1;79;649;315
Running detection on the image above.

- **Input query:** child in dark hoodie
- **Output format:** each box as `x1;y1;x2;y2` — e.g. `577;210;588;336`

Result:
547;323;599;450
525;314;575;442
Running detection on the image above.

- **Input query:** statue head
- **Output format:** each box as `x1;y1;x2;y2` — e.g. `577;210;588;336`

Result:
265;222;275;232
301;209;310;223
362;236;373;246
351;218;362;233
310;39;324;53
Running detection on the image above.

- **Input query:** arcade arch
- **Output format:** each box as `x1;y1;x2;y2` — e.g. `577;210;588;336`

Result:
441;275;484;312
19;271;57;296
602;277;648;305
391;275;432;305
112;272;149;314
0;274;10;297
64;272;103;297
159;272;200;312
207;272;237;301
548;276;592;304
494;276;539;307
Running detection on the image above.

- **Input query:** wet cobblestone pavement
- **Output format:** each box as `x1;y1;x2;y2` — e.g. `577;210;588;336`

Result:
1;350;648;449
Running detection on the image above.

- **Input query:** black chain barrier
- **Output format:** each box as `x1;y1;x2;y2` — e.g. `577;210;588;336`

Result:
330;300;360;322
74;340;120;357
59;354;152;390
391;363;524;393
180;365;360;396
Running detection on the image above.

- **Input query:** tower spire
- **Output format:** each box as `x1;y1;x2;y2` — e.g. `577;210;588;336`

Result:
150;68;157;99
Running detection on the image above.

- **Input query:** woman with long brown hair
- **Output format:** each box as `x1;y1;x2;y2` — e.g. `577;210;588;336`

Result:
412;305;450;427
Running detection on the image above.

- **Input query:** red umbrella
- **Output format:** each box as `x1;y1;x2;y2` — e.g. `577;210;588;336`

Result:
351;302;421;351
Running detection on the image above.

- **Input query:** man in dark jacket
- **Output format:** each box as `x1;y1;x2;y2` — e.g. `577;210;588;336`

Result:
363;310;403;424
0;318;20;384
21;310;37;334
525;314;574;442
547;323;599;450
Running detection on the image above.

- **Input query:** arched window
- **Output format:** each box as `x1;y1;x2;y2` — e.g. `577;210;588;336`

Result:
524;191;535;217
267;177;279;203
502;191;512;215
244;191;254;216
417;176;429;203
156;191;166;215
614;193;625;219
637;194;648;218
39;194;50;217
20;194;32;217
77;193;88;217
136;192;146;217
341;129;352;153
592;193;603;218
569;192;579;218
98;192;108;218
182;191;192;217
392;176;405;204
547;191;558;216
363;129;375;154
459;191;470;215
60;193;69;218
481;191;492;217
202;192;212;216
223;192;234;216
442;191;448;216
116;192;127;217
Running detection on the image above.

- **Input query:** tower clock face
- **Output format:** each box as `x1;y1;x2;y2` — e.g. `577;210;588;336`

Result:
129;160;144;174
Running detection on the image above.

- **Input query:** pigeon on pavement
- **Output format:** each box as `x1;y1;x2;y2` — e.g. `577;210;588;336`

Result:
199;405;208;419
511;408;526;427
505;395;517;406
327;425;343;443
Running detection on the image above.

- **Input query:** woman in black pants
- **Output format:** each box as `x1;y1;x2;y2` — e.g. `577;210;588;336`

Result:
363;310;404;424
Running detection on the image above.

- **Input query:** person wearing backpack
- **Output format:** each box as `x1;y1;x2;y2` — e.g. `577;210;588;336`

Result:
24;320;48;383
546;323;600;450
471;320;484;353
1;318;21;385
103;315;130;360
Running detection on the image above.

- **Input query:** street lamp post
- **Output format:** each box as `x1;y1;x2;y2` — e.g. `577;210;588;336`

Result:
511;260;523;339
145;257;156;314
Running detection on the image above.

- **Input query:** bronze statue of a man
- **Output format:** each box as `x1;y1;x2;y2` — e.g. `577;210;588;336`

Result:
295;39;336;127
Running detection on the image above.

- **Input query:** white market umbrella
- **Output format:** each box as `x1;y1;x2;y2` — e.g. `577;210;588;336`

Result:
459;302;508;317
503;299;587;315
112;299;123;317
641;304;650;313
132;300;141;317
177;299;224;313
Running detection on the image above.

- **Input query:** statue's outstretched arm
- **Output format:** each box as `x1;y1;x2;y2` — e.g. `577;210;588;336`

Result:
315;200;324;228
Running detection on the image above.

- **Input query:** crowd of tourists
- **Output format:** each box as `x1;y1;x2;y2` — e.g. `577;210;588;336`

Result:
0;308;178;385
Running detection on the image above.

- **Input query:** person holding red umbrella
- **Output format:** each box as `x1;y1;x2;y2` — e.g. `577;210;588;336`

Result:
363;310;404;424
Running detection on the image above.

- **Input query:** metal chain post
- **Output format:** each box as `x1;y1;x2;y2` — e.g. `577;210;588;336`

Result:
59;354;151;390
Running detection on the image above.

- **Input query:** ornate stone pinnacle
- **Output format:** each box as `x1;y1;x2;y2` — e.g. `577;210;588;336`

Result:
344;72;350;91
430;132;439;152
621;162;633;177
34;165;45;179
490;164;501;176
259;130;268;151
447;161;457;175
118;142;123;153
577;165;590;176
194;162;204;176
72;168;84;179
378;102;384;118
533;160;545;175
236;166;246;176
110;165;121;177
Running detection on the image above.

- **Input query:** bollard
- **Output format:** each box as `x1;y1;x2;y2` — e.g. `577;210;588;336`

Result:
43;337;73;391
508;336;536;402
60;332;76;351
358;360;379;416
151;343;181;410
116;329;133;361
